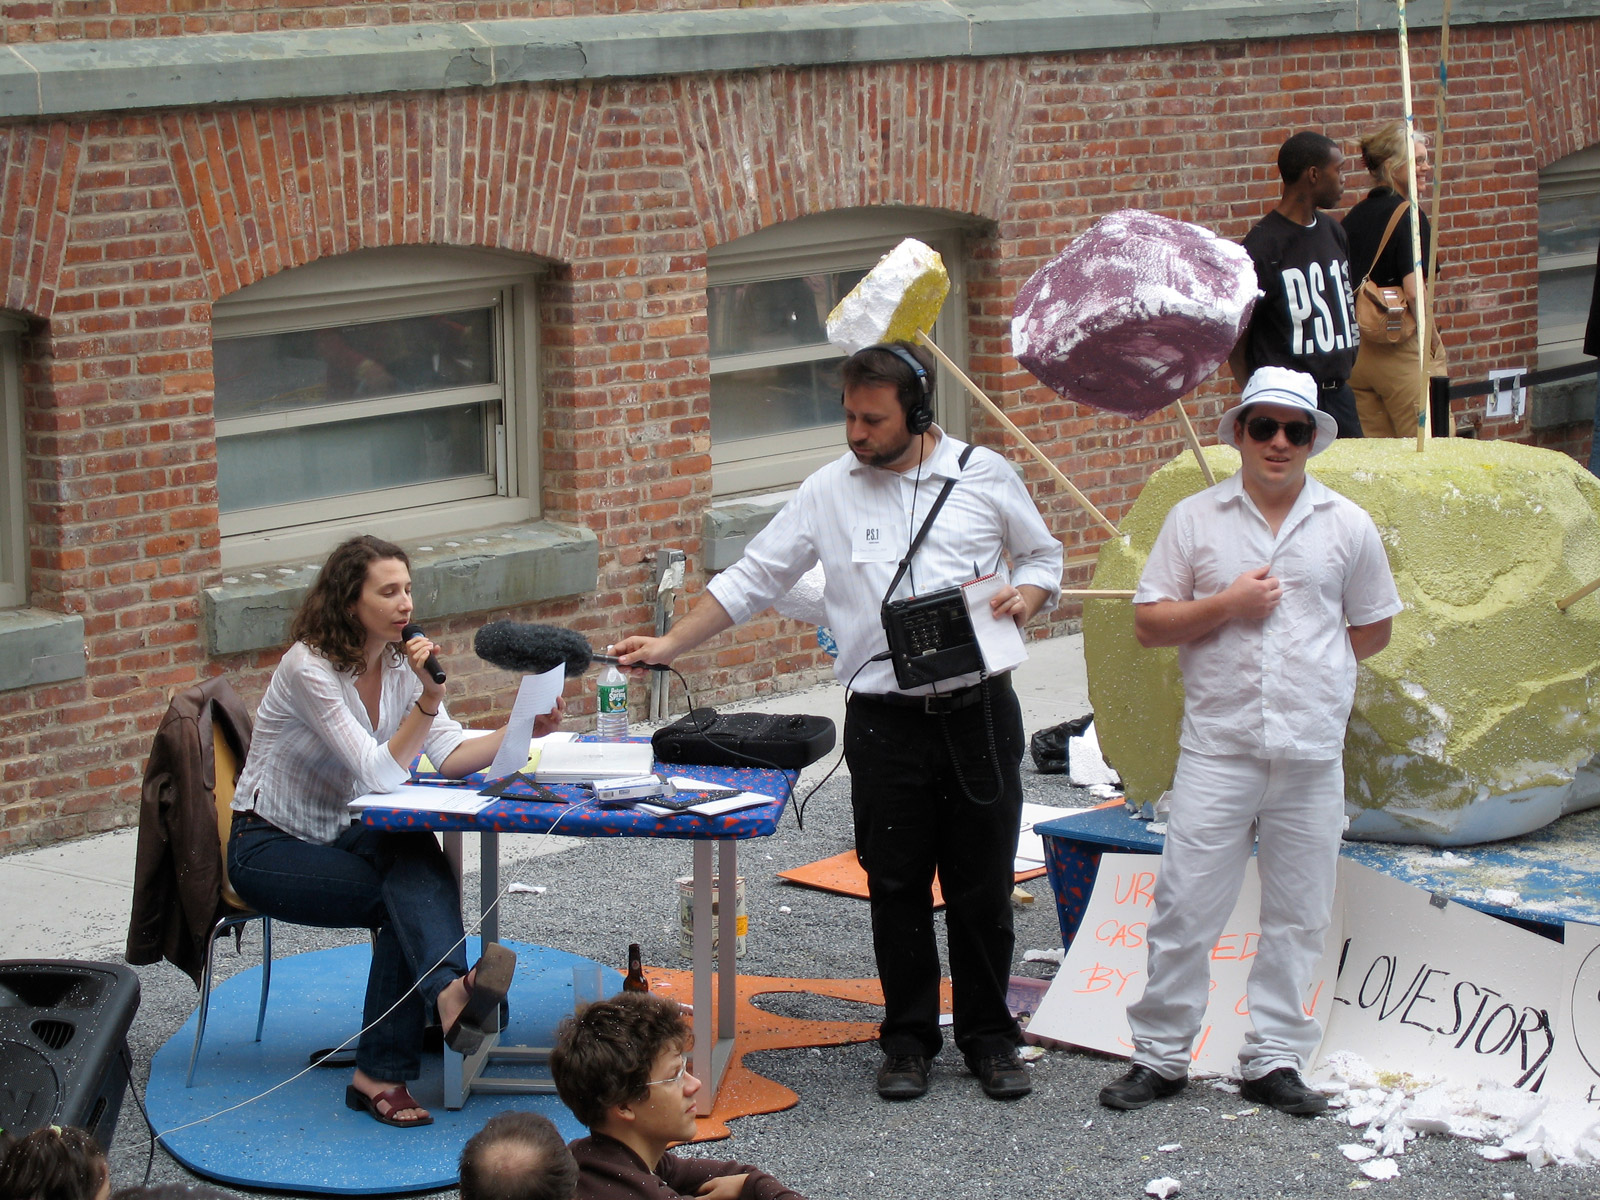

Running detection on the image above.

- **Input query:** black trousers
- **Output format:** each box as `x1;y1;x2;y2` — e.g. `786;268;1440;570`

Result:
844;676;1025;1063
1319;381;1364;440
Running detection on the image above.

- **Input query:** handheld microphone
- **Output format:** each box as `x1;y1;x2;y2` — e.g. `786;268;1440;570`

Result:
400;623;447;684
473;621;669;676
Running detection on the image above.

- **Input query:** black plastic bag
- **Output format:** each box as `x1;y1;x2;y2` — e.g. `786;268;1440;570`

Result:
1029;713;1093;774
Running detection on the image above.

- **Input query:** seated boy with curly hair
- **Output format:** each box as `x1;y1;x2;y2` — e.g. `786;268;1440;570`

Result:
549;992;806;1200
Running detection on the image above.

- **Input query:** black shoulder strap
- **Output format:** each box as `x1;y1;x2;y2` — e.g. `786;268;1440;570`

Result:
881;444;977;605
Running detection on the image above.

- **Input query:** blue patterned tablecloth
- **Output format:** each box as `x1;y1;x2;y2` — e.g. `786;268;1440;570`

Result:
358;737;796;842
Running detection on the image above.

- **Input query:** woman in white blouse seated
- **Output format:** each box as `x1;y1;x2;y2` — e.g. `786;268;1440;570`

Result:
228;535;562;1128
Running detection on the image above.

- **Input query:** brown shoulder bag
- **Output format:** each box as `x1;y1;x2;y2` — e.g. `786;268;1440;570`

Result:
1354;201;1418;344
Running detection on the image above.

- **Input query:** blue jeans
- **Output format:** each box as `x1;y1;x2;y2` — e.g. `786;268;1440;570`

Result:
227;813;468;1081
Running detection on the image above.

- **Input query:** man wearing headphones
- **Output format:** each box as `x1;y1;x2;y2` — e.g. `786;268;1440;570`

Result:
615;342;1062;1102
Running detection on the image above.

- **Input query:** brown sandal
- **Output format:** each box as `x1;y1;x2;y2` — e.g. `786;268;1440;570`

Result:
444;944;517;1056
344;1083;433;1128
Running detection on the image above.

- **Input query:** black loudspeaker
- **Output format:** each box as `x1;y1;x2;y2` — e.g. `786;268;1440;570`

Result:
0;960;141;1146
873;343;934;435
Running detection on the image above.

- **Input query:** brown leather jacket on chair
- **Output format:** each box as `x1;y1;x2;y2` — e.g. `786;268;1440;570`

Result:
126;677;253;985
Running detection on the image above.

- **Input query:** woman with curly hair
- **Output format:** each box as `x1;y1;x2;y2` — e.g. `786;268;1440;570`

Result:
1342;119;1448;437
228;535;562;1128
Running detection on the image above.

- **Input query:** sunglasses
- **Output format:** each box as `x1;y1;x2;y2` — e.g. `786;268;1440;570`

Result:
1243;415;1317;447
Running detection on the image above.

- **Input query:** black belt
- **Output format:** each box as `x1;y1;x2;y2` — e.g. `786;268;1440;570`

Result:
856;673;1011;715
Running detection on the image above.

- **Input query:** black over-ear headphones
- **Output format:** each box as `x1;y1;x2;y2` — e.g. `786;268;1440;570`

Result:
869;343;934;435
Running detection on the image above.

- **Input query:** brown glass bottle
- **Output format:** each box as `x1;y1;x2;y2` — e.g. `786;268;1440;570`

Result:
623;943;649;993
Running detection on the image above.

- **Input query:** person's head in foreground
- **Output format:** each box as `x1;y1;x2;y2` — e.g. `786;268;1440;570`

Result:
0;1127;109;1200
550;992;699;1162
458;1111;578;1200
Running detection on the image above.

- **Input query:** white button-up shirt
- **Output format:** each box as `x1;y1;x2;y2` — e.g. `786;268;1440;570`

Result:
233;641;468;844
708;428;1064;697
1134;471;1401;759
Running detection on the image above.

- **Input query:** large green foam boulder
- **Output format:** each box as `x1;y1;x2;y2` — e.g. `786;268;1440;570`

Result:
1085;437;1600;845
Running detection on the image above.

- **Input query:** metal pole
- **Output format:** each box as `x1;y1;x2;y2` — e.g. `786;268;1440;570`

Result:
1397;0;1431;449
650;549;685;722
1426;0;1453;433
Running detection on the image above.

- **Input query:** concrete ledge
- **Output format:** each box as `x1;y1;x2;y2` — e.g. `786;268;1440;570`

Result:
0;609;86;692
703;497;791;572
203;519;600;656
3;0;1590;120
1530;376;1598;430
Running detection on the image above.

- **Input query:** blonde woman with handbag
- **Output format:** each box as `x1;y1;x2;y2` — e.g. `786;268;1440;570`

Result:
1343;121;1447;438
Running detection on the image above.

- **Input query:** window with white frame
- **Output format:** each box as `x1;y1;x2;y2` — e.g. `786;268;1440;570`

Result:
1537;143;1600;369
211;246;543;568
0;314;24;608
706;209;973;496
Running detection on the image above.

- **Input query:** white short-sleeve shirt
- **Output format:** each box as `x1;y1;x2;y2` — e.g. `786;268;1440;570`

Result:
1134;472;1402;759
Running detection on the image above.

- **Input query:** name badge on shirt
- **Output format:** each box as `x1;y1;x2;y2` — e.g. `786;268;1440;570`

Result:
852;521;900;563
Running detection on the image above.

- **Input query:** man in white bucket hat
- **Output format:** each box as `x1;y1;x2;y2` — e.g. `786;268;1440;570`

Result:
1099;366;1401;1117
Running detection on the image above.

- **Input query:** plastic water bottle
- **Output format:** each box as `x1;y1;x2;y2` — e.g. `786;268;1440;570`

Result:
596;648;630;740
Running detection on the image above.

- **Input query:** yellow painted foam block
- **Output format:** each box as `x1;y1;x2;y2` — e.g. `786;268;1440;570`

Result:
1085;438;1600;845
826;238;950;354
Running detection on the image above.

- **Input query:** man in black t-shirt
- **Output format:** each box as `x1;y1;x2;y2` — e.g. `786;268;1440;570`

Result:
1229;132;1363;439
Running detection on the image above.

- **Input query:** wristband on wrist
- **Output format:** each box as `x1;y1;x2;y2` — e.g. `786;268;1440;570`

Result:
415;700;438;718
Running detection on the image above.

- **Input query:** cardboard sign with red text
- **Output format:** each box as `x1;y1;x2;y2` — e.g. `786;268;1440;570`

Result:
1028;852;1341;1073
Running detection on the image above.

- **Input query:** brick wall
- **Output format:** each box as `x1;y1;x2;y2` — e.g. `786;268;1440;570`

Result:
0;18;1597;849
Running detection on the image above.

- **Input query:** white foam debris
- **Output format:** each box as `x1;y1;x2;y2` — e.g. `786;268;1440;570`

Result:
1068;721;1121;788
507;883;546;894
1157;1143;1182;1153
1144;1177;1181;1198
1312;1054;1600;1169
1484;888;1522;906
1359;1158;1400;1181
1024;948;1066;964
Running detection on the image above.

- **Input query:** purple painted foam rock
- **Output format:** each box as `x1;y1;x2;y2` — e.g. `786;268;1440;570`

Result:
1011;209;1259;419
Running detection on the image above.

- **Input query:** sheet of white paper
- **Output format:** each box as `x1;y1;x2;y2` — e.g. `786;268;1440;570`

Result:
485;665;565;780
961;573;1028;674
347;783;492;816
1540;921;1600;1100
1028;851;1341;1073
1015;801;1073;869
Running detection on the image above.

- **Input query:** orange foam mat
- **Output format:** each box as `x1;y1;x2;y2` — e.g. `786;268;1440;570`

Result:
776;849;1046;907
644;968;953;1141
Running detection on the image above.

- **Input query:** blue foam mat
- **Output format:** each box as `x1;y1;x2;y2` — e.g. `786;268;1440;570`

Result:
147;940;613;1194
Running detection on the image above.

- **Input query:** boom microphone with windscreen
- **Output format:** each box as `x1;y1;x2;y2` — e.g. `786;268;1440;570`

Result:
473;621;668;677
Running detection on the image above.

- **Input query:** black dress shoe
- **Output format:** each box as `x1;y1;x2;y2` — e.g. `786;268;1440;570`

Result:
876;1054;930;1100
970;1050;1032;1100
1240;1067;1327;1115
1098;1064;1187;1110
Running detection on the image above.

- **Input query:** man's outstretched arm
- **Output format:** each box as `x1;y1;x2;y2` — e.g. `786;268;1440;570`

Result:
613;591;736;670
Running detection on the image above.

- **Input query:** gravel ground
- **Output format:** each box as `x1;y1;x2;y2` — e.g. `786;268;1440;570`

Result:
103;759;1598;1200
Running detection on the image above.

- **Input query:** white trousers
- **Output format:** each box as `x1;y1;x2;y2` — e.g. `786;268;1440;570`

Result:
1126;750;1345;1081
